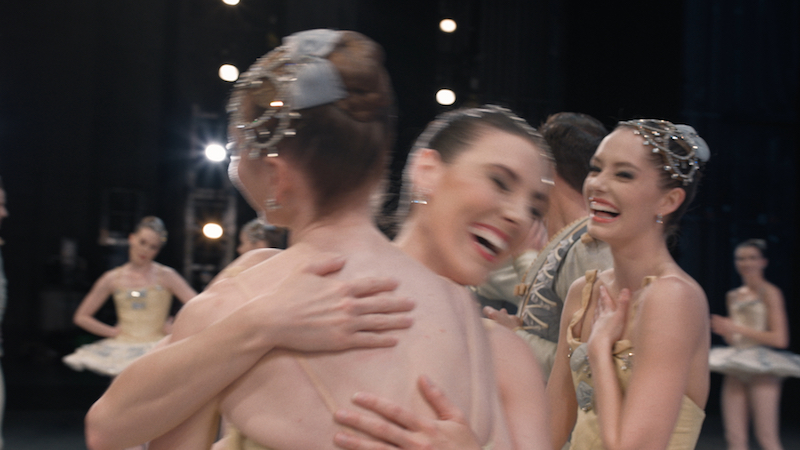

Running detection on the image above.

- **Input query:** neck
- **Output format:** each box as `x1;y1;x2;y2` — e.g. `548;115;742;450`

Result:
393;211;428;270
742;274;766;290
545;177;587;236
606;229;676;291
289;200;386;253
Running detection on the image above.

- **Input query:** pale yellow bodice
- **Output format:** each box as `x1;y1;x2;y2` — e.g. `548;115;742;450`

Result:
566;270;705;450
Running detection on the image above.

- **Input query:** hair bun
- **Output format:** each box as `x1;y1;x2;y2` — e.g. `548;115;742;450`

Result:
329;31;393;122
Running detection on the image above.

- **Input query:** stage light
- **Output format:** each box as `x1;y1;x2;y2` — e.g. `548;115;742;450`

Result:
222;0;240;5
436;88;456;106
203;223;224;239
440;19;457;33
204;143;227;162
219;64;239;82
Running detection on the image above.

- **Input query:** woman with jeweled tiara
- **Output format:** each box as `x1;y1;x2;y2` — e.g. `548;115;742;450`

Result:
544;119;712;449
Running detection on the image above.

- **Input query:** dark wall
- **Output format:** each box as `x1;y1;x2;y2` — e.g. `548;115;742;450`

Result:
0;0;798;419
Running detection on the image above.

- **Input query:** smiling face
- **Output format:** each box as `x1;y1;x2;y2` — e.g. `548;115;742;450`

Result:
128;227;163;265
410;128;553;285
734;245;767;279
583;128;682;244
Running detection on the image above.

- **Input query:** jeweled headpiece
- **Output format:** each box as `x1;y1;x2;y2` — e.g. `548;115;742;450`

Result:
227;29;348;159
620;119;710;185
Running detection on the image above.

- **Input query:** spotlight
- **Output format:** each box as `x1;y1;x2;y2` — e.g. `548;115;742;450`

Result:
204;144;227;162
222;0;240;5
436;89;456;106
439;19;457;33
219;64;240;82
203;223;224;239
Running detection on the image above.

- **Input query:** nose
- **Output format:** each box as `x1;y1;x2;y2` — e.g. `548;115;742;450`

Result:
502;194;530;229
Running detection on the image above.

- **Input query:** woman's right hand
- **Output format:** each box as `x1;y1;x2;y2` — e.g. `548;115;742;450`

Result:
244;255;416;353
333;375;481;450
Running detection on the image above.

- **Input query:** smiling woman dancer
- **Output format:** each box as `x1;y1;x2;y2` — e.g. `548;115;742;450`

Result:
710;239;799;450
135;29;524;450
63;216;197;377
546;119;711;450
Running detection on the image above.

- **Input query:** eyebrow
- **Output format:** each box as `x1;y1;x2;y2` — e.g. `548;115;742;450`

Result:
491;164;549;202
590;156;640;171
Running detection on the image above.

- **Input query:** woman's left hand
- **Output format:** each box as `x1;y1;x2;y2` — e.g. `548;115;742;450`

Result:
483;306;522;330
333;375;481;450
588;285;630;350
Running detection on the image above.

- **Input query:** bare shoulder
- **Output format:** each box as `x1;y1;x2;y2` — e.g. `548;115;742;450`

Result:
234;248;283;269
640;274;709;323
171;278;247;339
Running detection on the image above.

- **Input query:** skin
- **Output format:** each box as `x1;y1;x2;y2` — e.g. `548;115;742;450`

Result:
546;128;710;450
85;127;554;450
711;245;788;450
72;227;197;338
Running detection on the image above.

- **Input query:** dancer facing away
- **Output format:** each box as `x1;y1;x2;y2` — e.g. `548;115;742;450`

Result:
710;239;799;450
63;216;197;377
85;53;554;450
133;29;531;450
546;119;712;450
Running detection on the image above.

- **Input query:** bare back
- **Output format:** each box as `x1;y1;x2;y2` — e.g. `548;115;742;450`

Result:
176;236;509;449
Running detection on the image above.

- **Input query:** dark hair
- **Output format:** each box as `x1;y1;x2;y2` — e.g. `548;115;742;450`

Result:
539;112;607;193
241;219;287;248
616;121;705;239
387;106;552;235
411;105;551;164
135;216;167;243
736;238;767;257
230;31;395;217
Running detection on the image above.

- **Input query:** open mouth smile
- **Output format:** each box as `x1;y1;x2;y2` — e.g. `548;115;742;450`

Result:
468;224;509;261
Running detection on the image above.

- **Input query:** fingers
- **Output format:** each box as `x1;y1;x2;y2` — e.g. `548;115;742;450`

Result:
346;276;401;298
334;403;414;448
350;295;415;316
303;255;347;276
417;375;465;422
349;392;421;431
482;306;498;319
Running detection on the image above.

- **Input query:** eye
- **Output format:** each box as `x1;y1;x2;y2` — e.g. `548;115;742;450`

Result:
615;171;634;180
587;164;601;174
529;207;543;220
491;176;510;192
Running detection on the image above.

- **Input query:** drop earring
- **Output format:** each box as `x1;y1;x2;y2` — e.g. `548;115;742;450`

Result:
266;198;282;211
410;188;430;205
656;213;663;224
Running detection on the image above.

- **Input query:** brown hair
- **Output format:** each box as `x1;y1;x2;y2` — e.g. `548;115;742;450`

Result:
617;121;704;240
230;31;395;217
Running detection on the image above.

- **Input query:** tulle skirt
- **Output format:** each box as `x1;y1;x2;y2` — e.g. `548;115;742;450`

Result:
63;338;160;377
709;345;800;382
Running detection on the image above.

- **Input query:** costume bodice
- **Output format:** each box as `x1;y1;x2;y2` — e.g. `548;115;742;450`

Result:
566;270;704;450
729;292;768;348
111;268;172;343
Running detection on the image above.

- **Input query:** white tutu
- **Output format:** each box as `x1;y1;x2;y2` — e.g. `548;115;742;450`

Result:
709;345;800;381
62;338;160;377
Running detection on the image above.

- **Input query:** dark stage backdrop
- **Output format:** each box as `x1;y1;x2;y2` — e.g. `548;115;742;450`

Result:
0;0;798;422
